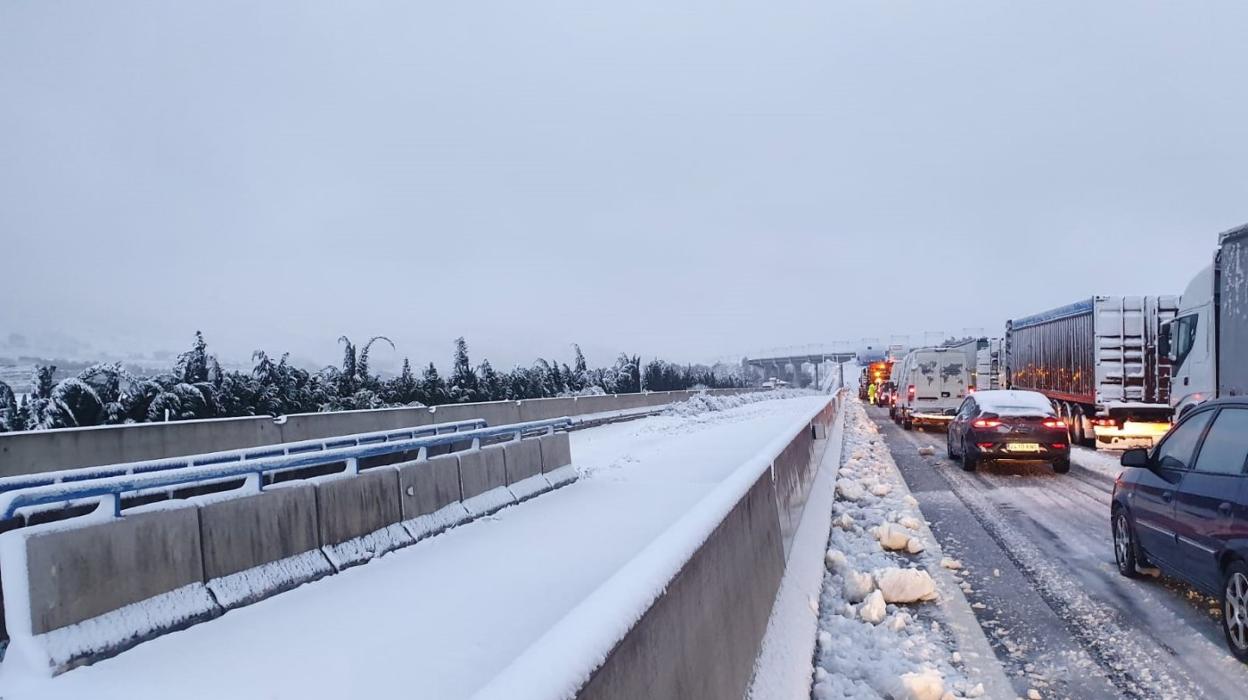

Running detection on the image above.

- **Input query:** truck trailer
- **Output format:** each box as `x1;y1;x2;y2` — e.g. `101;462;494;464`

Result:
1005;296;1178;449
1167;222;1248;416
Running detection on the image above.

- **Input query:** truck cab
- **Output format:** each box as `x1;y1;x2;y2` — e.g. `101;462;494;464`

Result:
1167;264;1217;418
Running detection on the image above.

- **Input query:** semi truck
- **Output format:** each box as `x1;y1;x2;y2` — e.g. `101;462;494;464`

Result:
1166;222;1248;416
1005;296;1179;449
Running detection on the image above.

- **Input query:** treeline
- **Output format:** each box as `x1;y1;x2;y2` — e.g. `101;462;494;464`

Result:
0;333;744;432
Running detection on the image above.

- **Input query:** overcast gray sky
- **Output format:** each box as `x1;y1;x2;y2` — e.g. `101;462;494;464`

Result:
2;1;1244;370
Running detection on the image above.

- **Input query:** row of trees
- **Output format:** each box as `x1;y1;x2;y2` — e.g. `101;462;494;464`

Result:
0;333;745;432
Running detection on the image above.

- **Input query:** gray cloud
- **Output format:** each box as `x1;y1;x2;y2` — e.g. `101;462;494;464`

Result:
1;1;1243;369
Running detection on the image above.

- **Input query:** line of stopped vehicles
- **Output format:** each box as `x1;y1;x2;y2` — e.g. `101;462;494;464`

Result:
859;223;1248;661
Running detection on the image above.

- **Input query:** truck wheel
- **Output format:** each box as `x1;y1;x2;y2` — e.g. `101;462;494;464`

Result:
903;417;913;431
961;450;978;472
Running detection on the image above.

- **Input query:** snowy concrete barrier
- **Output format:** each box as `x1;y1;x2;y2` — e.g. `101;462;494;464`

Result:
0;416;282;479
503;438;543;484
474;395;840;700
539;432;572;473
519;397;576;422
0;390;703;478
397;454;470;541
458;444;515;516
314;468;412;570
0;506;218;674
197;484;331;609
430;401;521;428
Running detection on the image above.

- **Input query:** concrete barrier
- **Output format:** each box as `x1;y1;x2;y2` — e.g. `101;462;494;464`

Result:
518;397;576;422
538;433;572;473
197;484;331;609
430;401;521;427
0;506;218;672
0;388;710;478
577;472;784;700
278;406;433;443
0;416;282;479
315;469;411;569
396;454;469;541
457;444;514;516
503;439;543;485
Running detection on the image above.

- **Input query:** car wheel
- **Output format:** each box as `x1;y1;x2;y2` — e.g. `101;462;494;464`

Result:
961;448;978;472
1052;457;1071;474
1112;509;1140;579
1222;561;1248;662
946;432;956;460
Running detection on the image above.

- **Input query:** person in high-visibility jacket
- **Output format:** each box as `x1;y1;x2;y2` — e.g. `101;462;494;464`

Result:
867;382;877;405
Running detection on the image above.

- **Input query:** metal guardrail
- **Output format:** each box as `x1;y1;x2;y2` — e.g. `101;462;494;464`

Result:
0;417;572;521
0;418;490;497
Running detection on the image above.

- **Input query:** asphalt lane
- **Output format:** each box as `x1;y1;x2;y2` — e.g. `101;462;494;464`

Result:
869;406;1248;700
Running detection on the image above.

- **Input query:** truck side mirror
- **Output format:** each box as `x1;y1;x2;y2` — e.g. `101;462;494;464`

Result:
1121;448;1150;469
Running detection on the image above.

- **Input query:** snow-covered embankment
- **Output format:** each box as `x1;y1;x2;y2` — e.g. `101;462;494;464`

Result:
813;400;1012;700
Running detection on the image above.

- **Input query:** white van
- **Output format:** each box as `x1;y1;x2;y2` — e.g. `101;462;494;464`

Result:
894;347;971;431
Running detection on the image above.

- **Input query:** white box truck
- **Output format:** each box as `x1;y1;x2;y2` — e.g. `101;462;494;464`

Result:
893;346;971;431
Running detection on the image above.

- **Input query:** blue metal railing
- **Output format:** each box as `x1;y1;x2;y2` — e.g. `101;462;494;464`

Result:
0;418;490;497
0;417;571;521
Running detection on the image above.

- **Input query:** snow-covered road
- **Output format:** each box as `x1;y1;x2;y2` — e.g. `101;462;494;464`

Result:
873;407;1248;700
2;394;830;700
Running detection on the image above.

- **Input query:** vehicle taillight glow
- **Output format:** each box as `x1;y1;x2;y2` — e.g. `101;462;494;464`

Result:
973;419;1002;428
1042;420;1067;429
1052;443;1067;449
976;443;995;450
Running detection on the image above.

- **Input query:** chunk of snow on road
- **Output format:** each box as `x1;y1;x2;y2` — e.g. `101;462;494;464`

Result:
899;669;946;700
877;568;938;604
917;446;937;457
899;515;924;531
844;570;875;603
836;479;866;502
940;558;962;570
859;590;887;624
833;513;855;530
870;482;893;497
875;523;912;551
906;538;926;555
825;548;849;573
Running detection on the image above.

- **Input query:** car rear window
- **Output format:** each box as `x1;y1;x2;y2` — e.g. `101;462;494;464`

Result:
1192;408;1248;475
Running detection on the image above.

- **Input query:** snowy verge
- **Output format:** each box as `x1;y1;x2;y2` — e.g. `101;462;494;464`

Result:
5;584;219;678
207;550;334;610
663;388;820;419
509;473;555;503
471;396;833;700
812;399;1012;700
748;402;846;700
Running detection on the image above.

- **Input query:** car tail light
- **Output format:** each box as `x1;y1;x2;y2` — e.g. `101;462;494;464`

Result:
973;419;1002;428
1051;443;1067;449
976;443;995;450
1042;419;1067;429
967;387;976;394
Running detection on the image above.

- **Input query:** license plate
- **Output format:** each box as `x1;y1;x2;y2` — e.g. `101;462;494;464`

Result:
1006;443;1041;453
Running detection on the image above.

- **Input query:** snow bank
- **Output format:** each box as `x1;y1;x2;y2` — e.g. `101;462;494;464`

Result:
662;388;819;418
207;551;333;609
812;399;979;700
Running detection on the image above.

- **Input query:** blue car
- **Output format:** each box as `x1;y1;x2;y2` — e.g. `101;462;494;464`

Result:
1111;398;1248;661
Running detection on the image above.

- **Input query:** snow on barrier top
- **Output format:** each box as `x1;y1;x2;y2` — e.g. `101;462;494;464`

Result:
0;418;571;521
471;397;833;700
0;418;489;498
